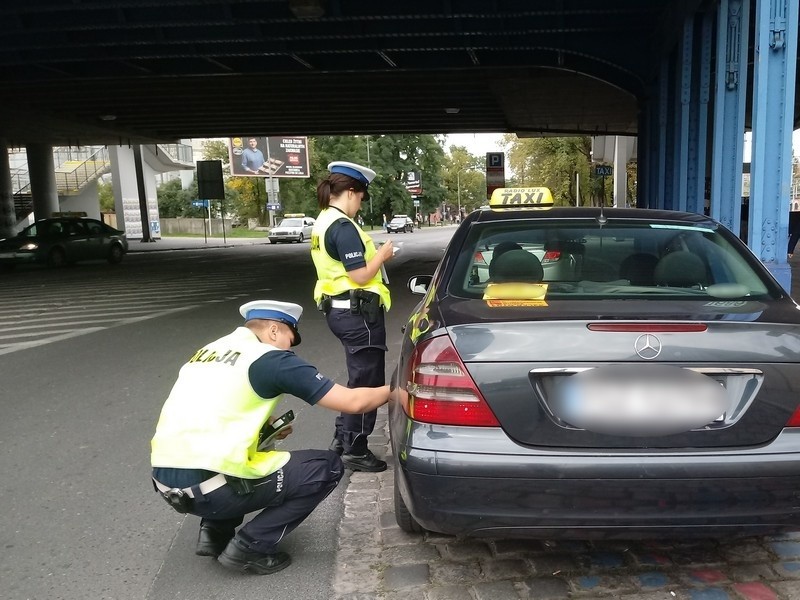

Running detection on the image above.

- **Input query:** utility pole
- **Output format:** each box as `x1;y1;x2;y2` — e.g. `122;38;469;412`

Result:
457;171;461;221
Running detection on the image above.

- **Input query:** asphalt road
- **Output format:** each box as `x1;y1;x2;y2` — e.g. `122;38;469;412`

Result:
0;226;451;600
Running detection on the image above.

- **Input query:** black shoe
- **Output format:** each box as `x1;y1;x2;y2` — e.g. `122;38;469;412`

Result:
217;538;292;575
196;525;233;558
328;437;343;456
342;449;387;472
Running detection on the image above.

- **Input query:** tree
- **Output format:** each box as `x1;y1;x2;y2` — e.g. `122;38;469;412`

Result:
98;180;115;213
156;178;205;218
442;145;486;219
502;135;597;206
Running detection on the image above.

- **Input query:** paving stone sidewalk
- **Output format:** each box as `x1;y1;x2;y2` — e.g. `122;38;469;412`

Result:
333;409;800;600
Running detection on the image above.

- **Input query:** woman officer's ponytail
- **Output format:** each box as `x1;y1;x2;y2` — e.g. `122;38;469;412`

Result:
317;173;366;209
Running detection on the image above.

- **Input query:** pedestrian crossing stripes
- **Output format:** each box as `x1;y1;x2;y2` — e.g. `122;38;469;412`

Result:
0;270;271;356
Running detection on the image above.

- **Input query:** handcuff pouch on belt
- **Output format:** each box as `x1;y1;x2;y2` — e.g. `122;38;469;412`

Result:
224;475;255;496
350;289;380;321
317;295;332;314
160;488;193;514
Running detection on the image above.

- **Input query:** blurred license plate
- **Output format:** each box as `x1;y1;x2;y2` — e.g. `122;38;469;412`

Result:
553;365;727;436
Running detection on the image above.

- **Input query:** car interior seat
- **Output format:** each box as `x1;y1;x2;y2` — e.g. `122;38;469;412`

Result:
653;251;709;287
489;249;544;283
492;241;523;262
619;253;659;286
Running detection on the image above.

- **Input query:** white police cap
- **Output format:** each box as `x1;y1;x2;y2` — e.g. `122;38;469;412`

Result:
328;161;376;186
239;300;303;346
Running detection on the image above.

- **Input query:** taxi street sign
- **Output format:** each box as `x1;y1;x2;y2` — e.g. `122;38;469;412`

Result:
191;200;209;208
595;164;613;177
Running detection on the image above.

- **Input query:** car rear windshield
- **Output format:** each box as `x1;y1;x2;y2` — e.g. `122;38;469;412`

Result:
449;219;779;301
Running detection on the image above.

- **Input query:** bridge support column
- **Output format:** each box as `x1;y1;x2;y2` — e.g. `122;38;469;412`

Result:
685;14;713;216
27;144;59;221
0;141;14;238
749;0;798;290
710;0;750;238
109;144;160;241
654;57;671;210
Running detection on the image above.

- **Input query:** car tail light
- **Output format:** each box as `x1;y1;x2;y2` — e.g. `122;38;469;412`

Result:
473;251;487;265
405;335;499;426
786;406;800;427
541;250;561;264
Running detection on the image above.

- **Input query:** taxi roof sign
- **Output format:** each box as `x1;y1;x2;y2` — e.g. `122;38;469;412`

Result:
489;187;554;209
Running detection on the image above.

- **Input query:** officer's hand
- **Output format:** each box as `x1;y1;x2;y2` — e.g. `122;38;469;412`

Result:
275;424;293;440
379;240;394;262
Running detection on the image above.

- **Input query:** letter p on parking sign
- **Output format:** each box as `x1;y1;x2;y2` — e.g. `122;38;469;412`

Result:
486;152;504;169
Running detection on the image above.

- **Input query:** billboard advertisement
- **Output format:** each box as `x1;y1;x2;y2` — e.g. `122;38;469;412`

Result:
228;136;310;178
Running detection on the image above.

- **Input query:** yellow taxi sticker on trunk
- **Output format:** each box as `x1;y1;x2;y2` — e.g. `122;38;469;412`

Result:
483;282;549;302
485;299;549;307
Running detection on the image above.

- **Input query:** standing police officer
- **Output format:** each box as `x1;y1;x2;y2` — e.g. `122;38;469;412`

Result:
311;161;394;472
150;300;389;575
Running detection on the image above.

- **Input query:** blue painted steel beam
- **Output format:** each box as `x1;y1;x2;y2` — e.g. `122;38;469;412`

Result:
661;57;674;210
710;0;749;238
653;58;671;211
686;14;713;215
749;0;798;290
675;16;694;213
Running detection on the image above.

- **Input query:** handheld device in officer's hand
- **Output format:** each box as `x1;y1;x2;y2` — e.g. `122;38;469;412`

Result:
258;410;295;450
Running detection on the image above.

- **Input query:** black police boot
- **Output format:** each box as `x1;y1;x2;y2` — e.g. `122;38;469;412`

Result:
217;538;292;575
328;437;344;456
196;524;233;558
341;449;387;472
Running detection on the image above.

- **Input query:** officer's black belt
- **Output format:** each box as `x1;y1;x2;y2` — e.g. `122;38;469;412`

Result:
152;473;227;498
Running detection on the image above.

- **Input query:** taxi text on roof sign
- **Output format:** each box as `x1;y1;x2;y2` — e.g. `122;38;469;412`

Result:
489;187;554;209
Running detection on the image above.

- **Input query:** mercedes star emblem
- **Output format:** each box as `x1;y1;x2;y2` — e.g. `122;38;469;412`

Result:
634;333;662;360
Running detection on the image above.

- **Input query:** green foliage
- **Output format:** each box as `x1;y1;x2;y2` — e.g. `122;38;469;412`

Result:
503;135;598;206
442;145;487;218
156;178;206;218
98;180;115;213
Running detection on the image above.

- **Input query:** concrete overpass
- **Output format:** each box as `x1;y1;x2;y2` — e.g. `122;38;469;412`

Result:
0;0;797;284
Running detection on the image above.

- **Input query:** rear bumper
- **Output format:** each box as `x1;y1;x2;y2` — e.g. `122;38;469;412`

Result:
393;422;800;538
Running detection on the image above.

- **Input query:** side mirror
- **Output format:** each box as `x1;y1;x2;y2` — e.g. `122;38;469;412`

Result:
407;275;432;295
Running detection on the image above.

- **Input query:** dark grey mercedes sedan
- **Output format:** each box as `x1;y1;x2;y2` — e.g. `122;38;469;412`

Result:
389;188;800;540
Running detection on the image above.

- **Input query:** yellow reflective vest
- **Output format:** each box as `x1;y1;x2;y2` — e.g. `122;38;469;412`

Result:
310;208;391;310
150;327;290;479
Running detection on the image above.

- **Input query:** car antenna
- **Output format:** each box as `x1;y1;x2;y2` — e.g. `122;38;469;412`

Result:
596;204;607;227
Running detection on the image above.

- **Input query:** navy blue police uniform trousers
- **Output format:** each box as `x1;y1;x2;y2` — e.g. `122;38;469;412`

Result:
325;306;387;455
174;450;343;553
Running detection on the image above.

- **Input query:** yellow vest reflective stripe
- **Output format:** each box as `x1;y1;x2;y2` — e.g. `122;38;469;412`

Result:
150;327;290;479
310;208;391;310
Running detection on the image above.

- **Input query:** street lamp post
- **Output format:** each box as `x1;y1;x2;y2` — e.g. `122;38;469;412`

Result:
457;171;461;222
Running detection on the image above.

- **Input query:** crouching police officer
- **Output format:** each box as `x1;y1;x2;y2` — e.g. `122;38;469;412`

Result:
311;161;394;472
150;300;389;575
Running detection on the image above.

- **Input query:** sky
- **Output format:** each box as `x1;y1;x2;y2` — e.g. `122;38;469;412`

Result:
444;133;506;158
447;131;800;161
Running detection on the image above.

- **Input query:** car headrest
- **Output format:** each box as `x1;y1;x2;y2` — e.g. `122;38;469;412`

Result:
492;241;523;261
544;240;585;254
620;253;659;285
654;251;708;287
489;249;544;283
